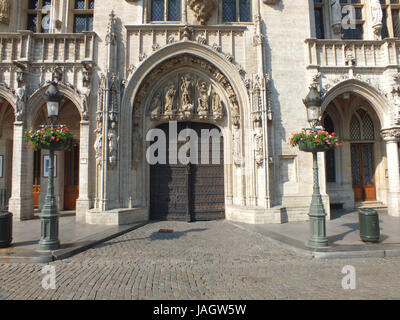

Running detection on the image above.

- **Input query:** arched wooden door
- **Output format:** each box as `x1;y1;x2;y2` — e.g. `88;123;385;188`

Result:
150;122;225;221
64;145;79;210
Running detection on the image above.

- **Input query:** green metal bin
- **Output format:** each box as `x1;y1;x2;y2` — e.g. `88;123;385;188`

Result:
358;208;380;243
0;211;12;248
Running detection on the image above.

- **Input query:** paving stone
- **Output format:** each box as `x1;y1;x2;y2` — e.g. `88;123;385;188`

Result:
0;220;400;299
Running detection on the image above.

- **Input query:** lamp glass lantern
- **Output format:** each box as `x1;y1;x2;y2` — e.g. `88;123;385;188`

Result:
47;101;59;119
44;82;61;123
306;105;321;125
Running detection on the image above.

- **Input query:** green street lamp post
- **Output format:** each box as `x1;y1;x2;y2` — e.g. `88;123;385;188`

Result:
38;82;62;251
303;85;329;248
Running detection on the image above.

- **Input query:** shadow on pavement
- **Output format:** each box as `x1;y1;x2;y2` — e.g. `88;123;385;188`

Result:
95;227;208;248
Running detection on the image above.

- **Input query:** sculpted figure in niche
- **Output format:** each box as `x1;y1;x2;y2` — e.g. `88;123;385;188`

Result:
15;87;26;121
180;76;194;113
164;84;177;115
370;0;383;27
197;81;211;118
330;0;342;34
94;128;102;166
108;121;119;167
0;0;10;24
150;92;162;119
211;91;224;120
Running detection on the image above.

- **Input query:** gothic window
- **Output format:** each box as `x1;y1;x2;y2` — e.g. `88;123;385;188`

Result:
350;115;361;140
222;0;251;23
324;114;336;182
340;0;365;40
379;0;400;39
150;0;181;22
27;0;52;33
73;0;94;33
314;0;325;39
350;108;375;141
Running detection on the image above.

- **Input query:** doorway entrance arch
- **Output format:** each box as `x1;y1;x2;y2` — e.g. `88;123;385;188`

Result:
150;122;225;221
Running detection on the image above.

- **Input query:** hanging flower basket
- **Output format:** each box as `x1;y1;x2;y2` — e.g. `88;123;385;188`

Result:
24;125;75;151
289;129;343;153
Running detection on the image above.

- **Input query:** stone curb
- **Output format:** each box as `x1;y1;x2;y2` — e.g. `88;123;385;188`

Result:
0;222;147;264
228;221;400;259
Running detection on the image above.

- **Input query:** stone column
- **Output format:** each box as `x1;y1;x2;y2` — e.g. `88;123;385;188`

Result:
381;128;400;217
76;120;91;221
8;121;34;220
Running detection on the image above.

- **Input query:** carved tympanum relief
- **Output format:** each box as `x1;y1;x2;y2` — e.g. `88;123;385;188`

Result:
149;74;225;122
188;0;217;25
134;55;238;125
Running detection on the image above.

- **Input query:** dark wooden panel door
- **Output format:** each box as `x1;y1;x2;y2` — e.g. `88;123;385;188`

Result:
64;145;79;210
150;122;225;221
351;143;376;202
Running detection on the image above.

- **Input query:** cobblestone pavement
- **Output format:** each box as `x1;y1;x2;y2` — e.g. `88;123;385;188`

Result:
0;220;399;300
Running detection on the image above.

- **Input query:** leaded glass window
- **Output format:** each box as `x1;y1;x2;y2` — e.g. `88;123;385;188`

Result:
340;0;364;40
324;114;336;183
378;1;400;39
73;0;94;33
351;145;362;185
350;109;376;141
222;0;251;23
151;0;181;22
362;114;375;140
350;116;361;141
26;0;52;33
314;0;325;39
151;0;165;21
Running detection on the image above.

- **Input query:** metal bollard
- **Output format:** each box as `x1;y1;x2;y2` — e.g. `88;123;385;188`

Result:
358;208;380;243
0;211;12;248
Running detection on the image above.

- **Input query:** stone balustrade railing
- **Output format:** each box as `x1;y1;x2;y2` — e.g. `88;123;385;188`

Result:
306;38;400;69
0;31;96;64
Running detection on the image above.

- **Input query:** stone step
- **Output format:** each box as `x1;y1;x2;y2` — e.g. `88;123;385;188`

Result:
355;201;387;209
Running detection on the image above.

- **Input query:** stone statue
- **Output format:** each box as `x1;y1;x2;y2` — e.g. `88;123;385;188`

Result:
108;121;119;167
370;0;383;27
197;81;211;118
15;87;26;121
150;92;162;119
330;0;342;34
211;91;224;120
94;129;102;166
253;126;263;166
0;0;10;24
188;0;217;25
164;84;176;115
180;76;194;116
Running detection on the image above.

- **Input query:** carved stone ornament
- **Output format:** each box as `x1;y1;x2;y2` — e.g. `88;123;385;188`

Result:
0;0;10;24
188;0;217;25
134;54;239;126
149;74;225;122
381;127;400;141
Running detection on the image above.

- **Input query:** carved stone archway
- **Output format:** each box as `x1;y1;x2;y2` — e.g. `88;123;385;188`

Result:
118;44;250;215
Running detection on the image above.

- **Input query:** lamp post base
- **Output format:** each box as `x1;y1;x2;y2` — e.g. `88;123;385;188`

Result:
38;209;60;251
308;151;329;249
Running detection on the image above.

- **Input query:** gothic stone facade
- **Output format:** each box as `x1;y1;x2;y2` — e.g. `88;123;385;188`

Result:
0;0;399;226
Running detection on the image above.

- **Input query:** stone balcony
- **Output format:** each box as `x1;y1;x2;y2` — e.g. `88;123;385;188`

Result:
305;38;400;70
0;31;96;92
